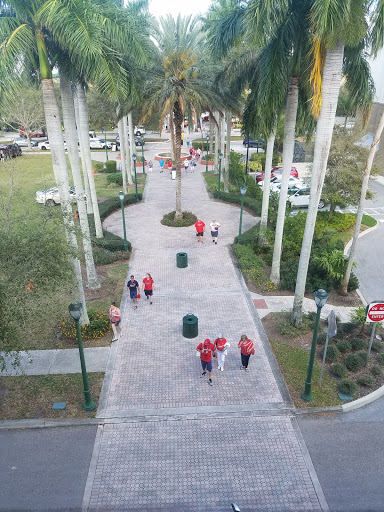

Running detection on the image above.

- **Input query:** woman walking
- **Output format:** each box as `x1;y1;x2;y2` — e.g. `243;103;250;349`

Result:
109;302;122;342
142;273;154;305
238;334;255;372
214;335;229;371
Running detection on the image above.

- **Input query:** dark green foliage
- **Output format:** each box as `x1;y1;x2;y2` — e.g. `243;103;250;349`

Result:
321;344;340;362
192;140;210;150
245;175;262;200
338;379;357;396
331;363;347;378
344;352;366;372
98;193;142;219
106;173;123;186
337;323;359;337
229;151;245;185
161;211;197;227
336;340;352;353
93;161;104;173
233;244;266;269
317;333;327;346
357;375;375;387
221;193;261;215
92;248;128;265
350;338;366;351
371;365;382;376
377;354;384;366
347;272;359;292
234;224;259;246
104;160;117;173
371;341;384;352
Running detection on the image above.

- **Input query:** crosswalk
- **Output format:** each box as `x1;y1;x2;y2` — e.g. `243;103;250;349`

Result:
336;206;384;220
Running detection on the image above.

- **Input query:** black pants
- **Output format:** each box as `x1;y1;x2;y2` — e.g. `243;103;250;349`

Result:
241;353;251;368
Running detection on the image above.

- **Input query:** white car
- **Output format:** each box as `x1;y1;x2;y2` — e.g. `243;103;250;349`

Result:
259;176;304;190
38;140;67;151
287;187;325;209
135;125;146;136
13;137;38;147
36;186;78;206
89;138;112;149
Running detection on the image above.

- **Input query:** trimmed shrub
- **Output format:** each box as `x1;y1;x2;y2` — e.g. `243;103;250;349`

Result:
371;341;384;353
92;247;128;265
371;365;382;376
331;363;347;378
233;224;259;246
161;211;197;227
233;244;266;269
92;161;104;173
229;151;245;185
317;333;327;346
344;352;366;372
98;193;142;219
106;173;123;186
350;338;366;351
376;353;384;366
348;272;359;292
337;379;357;396
221;193;261;216
104;160;117;173
336;340;352;353
337;322;357;337
245;175;262;201
320;344;340;362
357;375;375;387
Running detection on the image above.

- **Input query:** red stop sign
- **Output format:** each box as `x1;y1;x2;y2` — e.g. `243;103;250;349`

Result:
367;302;384;322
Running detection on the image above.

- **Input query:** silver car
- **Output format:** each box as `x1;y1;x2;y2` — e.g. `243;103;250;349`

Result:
36;186;78;206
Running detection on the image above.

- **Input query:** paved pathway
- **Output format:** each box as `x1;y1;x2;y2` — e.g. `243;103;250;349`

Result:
81;168;329;511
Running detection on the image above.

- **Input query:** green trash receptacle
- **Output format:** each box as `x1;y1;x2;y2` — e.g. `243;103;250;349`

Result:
176;252;188;268
183;314;198;338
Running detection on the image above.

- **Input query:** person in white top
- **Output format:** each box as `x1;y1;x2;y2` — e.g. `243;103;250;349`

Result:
209;219;220;244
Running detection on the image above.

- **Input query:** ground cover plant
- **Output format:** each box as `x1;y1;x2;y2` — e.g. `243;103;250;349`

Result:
161;211;197;227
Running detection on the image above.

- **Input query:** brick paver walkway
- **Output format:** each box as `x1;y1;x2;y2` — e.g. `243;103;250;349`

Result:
83;166;328;511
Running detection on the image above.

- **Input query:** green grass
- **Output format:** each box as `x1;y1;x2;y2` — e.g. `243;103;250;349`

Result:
270;340;341;408
231;136;244;140
361;214;377;228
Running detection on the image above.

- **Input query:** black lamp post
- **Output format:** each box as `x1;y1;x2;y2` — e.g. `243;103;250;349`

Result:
141;137;145;174
217;152;223;199
118;191;128;251
132;153;138;202
68;302;96;411
302;289;329;402
238;185;247;240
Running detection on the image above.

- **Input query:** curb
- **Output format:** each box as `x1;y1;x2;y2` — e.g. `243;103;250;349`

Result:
341;382;384;412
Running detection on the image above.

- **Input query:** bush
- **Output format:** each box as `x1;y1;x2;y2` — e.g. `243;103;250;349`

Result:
192;140;210;150
106;173;123;186
220;192;261;215
229;151;245;185
233;224;259;246
377;353;384;366
336;340;352;353
371;365;382;376
98;193;142;219
371;341;384;352
161;211;197;227
92;161;104;173
337;379;357;396
59;311;111;340
88;215;132;252
320;344;340;362
317;333;327;346
357;375;375;387
245;175;262;201
337;322;358;337
92;247;128;265
331;363;347;378
244;161;262;173
344;352;366;372
348;272;359;292
350;306;367;328
233;244;266;270
104;160;117;173
351;338;366;351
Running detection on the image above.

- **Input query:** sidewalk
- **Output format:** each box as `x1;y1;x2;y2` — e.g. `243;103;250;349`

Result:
81;165;329;511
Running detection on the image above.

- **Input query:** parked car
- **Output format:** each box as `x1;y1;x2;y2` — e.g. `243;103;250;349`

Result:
115;135;144;148
243;136;265;148
89;138;112;149
255;166;298;183
20;129;46;139
287;187;325;209
260;177;305;191
13;137;38;147
135;125;146;136
6;143;22;157
35;186;80;206
37;140;67;151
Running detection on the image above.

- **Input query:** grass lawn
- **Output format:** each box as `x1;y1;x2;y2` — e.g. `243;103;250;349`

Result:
93;171;146;198
270;339;341;408
0;373;104;420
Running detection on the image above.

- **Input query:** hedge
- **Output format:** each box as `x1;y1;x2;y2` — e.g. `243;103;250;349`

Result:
107;173;123;186
98;193;142;219
104;160;117;173
218;192;261;216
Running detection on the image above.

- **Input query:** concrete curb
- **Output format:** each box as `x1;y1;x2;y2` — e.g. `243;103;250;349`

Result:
82;424;104;511
342;382;384;412
344;223;378;256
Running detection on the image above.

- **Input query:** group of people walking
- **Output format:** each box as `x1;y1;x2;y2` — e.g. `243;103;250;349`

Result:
196;334;255;386
194;218;221;244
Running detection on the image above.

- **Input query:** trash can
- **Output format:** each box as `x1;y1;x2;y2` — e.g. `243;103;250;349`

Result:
176;252;188;268
171;168;176;180
183;314;198;338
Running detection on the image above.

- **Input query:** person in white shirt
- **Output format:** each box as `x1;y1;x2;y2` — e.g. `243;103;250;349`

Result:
209;219;220;244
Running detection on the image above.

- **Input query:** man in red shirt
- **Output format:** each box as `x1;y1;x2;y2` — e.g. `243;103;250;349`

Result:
167;159;173;172
142;273;154;305
194;218;205;243
196;338;216;386
214;335;229;371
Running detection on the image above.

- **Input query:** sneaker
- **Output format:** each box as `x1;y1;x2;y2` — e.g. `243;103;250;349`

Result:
217;366;221;370
215;241;217;244
208;379;213;386
200;371;207;378
212;239;215;243
240;366;245;370
220;367;224;372
150;301;153;305
111;338;118;342
134;305;137;310
245;368;249;372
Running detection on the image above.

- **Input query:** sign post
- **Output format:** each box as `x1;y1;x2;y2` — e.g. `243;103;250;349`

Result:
365;302;384;365
319;310;337;387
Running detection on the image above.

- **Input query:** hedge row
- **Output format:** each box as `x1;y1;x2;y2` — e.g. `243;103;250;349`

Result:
218;192;261;216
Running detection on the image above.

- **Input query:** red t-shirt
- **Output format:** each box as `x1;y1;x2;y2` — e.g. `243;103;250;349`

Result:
214;338;227;351
238;339;255;355
197;342;215;362
195;221;205;232
142;277;154;290
167;160;173;169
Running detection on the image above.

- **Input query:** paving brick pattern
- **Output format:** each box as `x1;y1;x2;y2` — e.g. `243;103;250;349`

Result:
88;417;322;511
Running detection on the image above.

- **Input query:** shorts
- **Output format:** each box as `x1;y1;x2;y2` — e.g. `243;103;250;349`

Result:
129;290;137;299
144;289;153;296
111;319;121;325
196;232;204;237
201;360;212;372
211;231;218;237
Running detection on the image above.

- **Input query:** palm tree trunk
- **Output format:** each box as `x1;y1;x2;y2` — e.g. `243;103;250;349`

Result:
292;44;344;326
76;84;103;239
214;110;219;174
74;97;93;214
169;111;176;161
260;125;277;237
224;111;231;193
341;108;384;294
123;115;133;185
173;103;183;219
128;112;136;177
118;118;128;194
209;116;214;155
60;71;100;290
41;78;89;324
270;78;299;284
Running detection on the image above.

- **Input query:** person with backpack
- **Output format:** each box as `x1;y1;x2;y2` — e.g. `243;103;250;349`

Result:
196;338;216;386
214;335;230;371
238;334;255;372
109;302;122;342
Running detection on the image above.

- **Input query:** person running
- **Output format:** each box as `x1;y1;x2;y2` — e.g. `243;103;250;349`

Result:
238;334;255;372
167;159;173;172
209;219;220;244
214;335;229;371
194;218;205;243
196;338;216;386
142;273;154;305
148;160;153;173
159;158;164;172
109;302;122;342
127;275;140;309
184;159;189;170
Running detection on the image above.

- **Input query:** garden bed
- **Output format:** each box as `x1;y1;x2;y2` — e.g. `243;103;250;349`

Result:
161;211;197;227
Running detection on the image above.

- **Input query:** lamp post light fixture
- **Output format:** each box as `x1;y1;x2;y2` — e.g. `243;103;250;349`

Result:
118;191;128;252
301;289;329;402
217;152;224;199
68;302;96;411
141;137;145;174
205;135;210;173
132;153;139;202
238;184;247;240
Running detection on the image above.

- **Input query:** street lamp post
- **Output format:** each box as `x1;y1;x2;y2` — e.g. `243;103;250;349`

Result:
68;302;96;411
118;191;128;251
238;185;247;240
205;135;210;173
141;137;145;174
217;152;223;199
302;289;329;402
132;153;139;202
